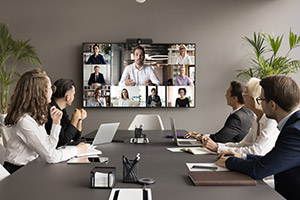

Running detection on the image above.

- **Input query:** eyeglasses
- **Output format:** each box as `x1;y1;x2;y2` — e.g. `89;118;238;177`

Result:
51;85;57;93
256;97;267;105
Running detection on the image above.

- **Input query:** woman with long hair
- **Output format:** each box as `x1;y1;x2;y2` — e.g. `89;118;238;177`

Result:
4;68;89;173
119;88;130;107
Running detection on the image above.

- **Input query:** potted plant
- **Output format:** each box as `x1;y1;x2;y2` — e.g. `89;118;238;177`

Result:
0;22;41;146
0;22;41;114
237;29;300;80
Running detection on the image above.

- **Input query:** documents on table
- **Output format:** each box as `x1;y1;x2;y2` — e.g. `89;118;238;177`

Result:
166;147;183;152
108;188;152;200
77;147;102;157
64;146;102;157
166;147;217;154
180;147;216;155
186;163;229;172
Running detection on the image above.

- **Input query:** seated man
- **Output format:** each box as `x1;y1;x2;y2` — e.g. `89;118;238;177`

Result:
119;46;160;86
45;78;87;147
88;65;106;86
186;81;254;143
87;88;106;107
194;78;279;156
216;75;300;200
86;44;106;64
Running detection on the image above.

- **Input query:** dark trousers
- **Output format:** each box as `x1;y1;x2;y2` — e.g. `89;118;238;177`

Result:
3;161;23;174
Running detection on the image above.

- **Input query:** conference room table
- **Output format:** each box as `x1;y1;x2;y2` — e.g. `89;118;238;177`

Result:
0;130;284;200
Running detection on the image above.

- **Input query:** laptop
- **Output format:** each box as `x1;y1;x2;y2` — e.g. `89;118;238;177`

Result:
90;122;120;146
170;117;202;147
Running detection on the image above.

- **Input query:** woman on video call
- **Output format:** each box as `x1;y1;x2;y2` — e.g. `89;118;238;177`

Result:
119;88;131;107
175;88;190;107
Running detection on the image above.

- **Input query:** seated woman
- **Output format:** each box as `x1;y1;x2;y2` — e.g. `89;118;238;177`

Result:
4;68;89;174
176;44;191;65
87;88;106;107
174;66;193;86
118;88;131;107
175;88;190;107
185;78;280;156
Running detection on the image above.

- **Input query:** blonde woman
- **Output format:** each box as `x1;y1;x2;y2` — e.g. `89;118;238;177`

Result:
4;69;89;173
176;44;191;65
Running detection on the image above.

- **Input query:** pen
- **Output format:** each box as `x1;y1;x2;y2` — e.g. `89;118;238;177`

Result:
113;190;119;200
192;165;218;170
124;153;140;181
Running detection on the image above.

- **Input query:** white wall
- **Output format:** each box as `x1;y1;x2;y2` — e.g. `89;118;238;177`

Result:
1;0;300;134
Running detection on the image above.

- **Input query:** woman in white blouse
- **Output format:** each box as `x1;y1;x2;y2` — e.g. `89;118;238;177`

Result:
176;44;191;65
187;77;280;156
118;88;131;107
3;69;89;174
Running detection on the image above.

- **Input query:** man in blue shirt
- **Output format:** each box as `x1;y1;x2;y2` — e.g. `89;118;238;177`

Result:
216;75;300;200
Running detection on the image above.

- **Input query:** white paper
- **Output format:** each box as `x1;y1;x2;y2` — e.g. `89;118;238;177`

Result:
94;172;114;187
108;188;152;200
76;148;102;157
166;147;184;152
186;163;229;172
63;146;102;157
180;147;217;155
67;155;99;164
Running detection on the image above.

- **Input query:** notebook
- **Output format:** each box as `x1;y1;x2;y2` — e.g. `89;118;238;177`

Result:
188;171;257;186
180;147;216;155
170;117;202;147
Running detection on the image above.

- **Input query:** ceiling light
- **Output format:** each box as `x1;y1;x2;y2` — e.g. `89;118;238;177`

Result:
136;0;146;3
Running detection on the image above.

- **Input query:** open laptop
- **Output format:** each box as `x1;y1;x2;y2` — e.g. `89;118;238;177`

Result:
90;122;120;146
170;117;202;147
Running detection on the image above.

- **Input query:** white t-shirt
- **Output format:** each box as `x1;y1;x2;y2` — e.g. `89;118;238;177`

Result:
176;55;191;65
118;98;130;107
119;63;160;86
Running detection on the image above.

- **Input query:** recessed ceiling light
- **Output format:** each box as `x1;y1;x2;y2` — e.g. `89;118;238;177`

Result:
136;0;146;3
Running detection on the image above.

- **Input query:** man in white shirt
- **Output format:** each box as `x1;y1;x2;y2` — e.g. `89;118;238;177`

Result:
119;46;160;86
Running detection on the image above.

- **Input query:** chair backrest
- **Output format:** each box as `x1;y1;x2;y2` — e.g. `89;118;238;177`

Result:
128;114;164;130
0;164;9;181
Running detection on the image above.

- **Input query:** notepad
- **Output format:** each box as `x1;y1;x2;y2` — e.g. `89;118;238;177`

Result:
180;147;216;155
108;188;152;200
186;163;229;172
188;171;257;186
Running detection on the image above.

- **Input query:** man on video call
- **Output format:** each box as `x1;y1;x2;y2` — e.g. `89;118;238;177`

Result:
88;65;106;86
119;46;160;86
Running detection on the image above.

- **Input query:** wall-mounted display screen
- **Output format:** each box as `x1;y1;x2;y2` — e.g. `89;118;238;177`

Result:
82;43;195;108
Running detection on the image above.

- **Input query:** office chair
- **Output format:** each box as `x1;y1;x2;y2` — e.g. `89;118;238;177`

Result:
128;114;164;130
